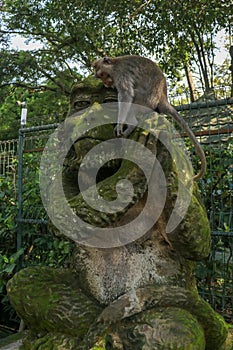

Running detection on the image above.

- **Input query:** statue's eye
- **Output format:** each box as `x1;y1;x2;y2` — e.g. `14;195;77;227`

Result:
74;100;91;110
103;97;118;103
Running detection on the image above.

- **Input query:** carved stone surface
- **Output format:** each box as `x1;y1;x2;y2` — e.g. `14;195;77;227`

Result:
7;78;228;349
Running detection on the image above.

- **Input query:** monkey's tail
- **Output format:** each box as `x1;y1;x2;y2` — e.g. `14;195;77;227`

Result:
158;103;206;181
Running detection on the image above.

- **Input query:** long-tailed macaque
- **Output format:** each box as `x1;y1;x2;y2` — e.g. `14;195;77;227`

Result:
92;55;206;181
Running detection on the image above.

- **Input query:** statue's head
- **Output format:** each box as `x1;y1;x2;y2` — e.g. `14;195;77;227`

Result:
69;76;117;116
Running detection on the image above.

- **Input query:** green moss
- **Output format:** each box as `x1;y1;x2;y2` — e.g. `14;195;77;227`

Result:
22;331;79;350
167;191;211;260
74;76;104;90
112;307;205;350
7;267;102;339
225;326;233;350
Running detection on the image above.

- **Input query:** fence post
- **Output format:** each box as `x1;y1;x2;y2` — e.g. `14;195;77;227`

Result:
230;46;233;97
16;129;24;267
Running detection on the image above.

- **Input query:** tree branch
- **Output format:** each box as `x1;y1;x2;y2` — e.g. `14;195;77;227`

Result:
0;81;58;92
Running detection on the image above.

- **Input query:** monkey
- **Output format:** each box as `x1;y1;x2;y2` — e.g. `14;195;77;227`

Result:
92;55;206;181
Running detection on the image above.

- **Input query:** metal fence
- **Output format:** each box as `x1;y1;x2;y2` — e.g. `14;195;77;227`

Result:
0;139;18;177
16;124;59;253
196;232;233;323
0;97;233;322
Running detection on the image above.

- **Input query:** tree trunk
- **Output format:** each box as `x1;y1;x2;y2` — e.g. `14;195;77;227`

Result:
190;28;211;92
184;61;196;102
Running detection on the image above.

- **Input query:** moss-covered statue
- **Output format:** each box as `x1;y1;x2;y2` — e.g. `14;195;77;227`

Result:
7;78;228;350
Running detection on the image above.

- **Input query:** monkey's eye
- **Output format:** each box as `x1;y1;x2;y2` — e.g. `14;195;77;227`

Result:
103;57;112;65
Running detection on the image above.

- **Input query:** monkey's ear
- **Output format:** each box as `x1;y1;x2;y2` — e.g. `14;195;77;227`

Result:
103;57;113;65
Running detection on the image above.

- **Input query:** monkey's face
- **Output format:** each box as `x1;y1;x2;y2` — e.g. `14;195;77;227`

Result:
92;58;115;88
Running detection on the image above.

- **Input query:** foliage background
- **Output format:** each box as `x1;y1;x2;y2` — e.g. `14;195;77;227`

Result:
0;0;232;139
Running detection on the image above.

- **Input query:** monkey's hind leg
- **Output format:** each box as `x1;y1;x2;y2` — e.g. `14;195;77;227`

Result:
114;123;135;137
114;113;138;138
122;124;137;137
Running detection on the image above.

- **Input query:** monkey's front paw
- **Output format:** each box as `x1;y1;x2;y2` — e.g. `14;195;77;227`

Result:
114;124;124;137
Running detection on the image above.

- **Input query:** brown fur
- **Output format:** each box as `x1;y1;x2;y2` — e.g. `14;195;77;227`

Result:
92;55;206;181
